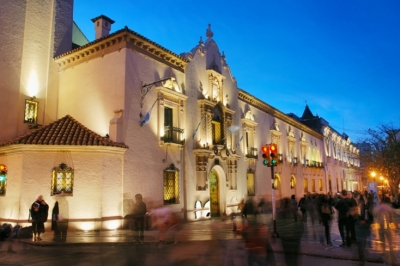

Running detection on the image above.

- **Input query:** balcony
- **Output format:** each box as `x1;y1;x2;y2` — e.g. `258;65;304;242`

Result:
162;126;185;145
246;147;258;159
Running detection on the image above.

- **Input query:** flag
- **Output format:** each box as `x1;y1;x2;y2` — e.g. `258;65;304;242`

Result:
227;125;242;133
140;99;158;127
236;135;244;147
192;115;204;138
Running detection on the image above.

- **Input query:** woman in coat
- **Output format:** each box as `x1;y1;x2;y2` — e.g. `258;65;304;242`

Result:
30;195;49;241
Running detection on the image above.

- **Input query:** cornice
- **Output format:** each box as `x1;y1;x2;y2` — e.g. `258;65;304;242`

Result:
0;144;127;156
238;89;323;140
55;28;188;72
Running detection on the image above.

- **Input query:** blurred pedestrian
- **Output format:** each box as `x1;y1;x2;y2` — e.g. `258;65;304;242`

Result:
30;195;49;241
298;194;307;222
277;197;304;266
355;194;373;266
52;193;69;242
345;191;358;247
334;190;350;247
132;194;147;243
242;197;255;227
243;222;270;266
291;195;298;222
373;196;398;265
318;194;333;245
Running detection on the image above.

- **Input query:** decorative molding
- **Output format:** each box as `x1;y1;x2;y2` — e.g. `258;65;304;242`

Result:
55;28;188;72
238;90;323;140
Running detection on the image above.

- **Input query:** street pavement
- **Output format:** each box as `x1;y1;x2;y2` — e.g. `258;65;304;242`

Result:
0;211;399;265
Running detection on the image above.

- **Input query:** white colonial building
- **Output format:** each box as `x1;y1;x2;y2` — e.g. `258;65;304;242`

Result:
0;1;360;230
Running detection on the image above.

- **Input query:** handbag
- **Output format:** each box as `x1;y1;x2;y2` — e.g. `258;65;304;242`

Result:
321;205;331;214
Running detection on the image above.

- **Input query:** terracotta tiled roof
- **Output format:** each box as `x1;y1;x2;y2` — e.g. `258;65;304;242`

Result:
0;115;128;149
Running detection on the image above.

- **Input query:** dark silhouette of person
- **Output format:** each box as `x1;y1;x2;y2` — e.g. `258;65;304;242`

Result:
334;190;350;247
52;193;69;242
133;194;147;243
277;197;304;266
30;195;49;241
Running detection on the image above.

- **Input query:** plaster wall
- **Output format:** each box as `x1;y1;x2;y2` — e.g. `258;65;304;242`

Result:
122;48;186;213
0;147;124;230
58;49;127;136
0;0;26;142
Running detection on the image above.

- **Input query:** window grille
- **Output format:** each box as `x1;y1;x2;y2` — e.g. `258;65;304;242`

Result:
51;163;74;195
163;164;179;205
212;120;222;144
246;172;255;196
24;99;38;124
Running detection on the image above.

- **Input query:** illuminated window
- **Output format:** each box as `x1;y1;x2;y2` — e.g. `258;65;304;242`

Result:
24;99;38;124
0;164;7;196
246;172;255;196
164;164;179;205
51;163;74;196
290;175;296;189
319;179;323;191
303;179;308;193
273;175;280;190
212;118;222;145
163;107;184;144
311;179;316;192
336;178;339;192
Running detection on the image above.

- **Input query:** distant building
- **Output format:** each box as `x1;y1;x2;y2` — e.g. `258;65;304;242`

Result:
0;1;359;230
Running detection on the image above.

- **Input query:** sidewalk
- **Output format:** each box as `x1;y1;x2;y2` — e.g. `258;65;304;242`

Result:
7;215;392;264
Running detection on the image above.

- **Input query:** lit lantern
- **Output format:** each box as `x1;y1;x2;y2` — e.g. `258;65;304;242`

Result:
0;164;6;172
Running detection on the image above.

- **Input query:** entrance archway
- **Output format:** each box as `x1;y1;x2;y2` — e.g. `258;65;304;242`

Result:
208;165;227;217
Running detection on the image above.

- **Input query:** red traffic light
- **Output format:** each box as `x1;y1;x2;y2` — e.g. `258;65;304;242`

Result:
261;145;269;154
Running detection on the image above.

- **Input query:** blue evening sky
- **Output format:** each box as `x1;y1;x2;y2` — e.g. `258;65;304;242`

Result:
73;1;400;142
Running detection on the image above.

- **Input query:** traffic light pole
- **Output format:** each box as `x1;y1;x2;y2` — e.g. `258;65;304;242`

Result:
271;165;279;238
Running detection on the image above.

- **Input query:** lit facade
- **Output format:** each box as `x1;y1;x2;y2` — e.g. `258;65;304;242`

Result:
0;1;360;230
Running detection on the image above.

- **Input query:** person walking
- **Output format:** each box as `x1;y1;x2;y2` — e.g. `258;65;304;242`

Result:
298;194;307;222
346;191;358;246
334;190;350;247
291;195;298;222
319;194;333;245
355;194;373;266
277;197;304;266
132;194;147;243
30;195;49;241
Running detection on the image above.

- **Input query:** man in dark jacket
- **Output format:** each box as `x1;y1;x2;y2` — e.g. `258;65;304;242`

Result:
30;195;49;241
346;191;358;246
334;190;349;247
133;194;147;243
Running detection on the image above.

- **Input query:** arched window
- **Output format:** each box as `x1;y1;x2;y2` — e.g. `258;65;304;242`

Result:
290;175;296;189
51;163;74;196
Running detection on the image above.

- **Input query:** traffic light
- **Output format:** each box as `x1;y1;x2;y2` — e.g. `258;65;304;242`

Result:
261;145;270;166
270;144;278;166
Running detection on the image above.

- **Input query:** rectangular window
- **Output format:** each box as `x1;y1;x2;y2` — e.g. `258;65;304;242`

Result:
319;179;323;191
51;163;74;195
247;172;255;196
311;179;316;192
212;120;222;144
164;164;179;205
24;99;38;124
164;107;173;141
303;179;308;193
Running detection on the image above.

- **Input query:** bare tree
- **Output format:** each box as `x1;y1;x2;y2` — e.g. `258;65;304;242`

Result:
358;124;400;197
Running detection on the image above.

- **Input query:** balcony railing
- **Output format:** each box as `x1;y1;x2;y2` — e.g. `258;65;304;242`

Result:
246;147;258;159
162;126;185;144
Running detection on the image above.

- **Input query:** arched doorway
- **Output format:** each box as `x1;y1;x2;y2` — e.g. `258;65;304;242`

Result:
208;165;227;217
209;169;219;216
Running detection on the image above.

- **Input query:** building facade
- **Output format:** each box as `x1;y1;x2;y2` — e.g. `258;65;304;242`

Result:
0;1;360;230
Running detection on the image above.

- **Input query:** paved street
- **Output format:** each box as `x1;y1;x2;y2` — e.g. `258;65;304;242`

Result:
0;211;399;265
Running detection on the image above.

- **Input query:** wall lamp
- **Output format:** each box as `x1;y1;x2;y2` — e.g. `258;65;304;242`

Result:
141;77;173;107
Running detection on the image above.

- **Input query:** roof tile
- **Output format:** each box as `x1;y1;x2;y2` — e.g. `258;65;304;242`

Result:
0;115;128;149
